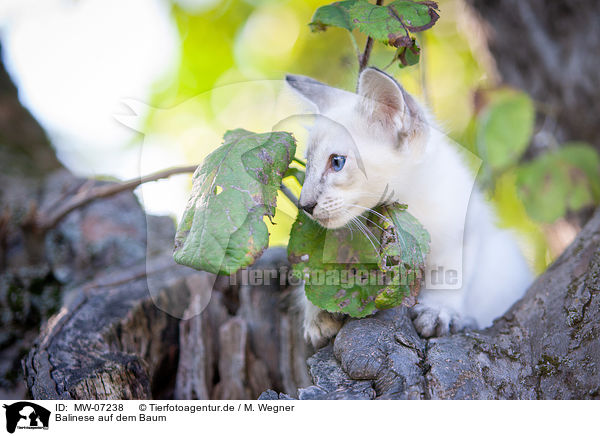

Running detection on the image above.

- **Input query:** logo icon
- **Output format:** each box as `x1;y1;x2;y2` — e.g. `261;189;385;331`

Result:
3;402;50;434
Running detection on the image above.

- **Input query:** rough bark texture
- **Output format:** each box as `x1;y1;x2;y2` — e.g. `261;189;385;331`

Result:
0;43;66;398
0;46;61;187
465;0;600;154
25;256;187;400
28;202;599;400
23;246;312;400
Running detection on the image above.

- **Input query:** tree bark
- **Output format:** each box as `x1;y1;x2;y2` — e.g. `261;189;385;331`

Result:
26;203;600;400
23;249;312;400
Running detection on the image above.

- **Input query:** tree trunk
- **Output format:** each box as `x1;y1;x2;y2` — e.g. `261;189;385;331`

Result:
23;249;312;400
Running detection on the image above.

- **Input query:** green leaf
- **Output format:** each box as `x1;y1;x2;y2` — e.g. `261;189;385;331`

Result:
516;143;600;223
309;0;358;32
174;129;296;274
516;157;569;223
374;203;430;309
396;38;420;67
288;203;430;318
476;91;535;172
348;0;439;47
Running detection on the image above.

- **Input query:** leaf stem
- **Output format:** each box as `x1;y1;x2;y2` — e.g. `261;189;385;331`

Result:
358;0;384;72
292;157;306;167
280;184;299;208
349;32;361;67
382;55;397;71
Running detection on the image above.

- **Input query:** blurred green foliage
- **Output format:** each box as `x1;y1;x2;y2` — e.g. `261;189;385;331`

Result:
465;87;600;270
476;89;535;173
147;0;599;273
516;143;600;223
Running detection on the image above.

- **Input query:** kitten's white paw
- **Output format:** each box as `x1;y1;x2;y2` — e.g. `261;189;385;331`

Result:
409;303;477;338
304;311;344;348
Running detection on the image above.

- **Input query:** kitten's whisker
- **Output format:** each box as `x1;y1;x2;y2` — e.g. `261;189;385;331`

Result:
352;218;381;253
354;218;382;249
340;210;371;246
354;214;385;231
347;204;390;222
344;211;381;252
342;214;355;239
349;191;398;202
350;191;392;197
348;215;375;251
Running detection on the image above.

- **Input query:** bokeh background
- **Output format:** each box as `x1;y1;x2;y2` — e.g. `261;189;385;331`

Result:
1;0;599;275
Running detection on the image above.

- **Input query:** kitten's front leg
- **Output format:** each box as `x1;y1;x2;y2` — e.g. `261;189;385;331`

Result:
409;303;477;337
294;285;344;348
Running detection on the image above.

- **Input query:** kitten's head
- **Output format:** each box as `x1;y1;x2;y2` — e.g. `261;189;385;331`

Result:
285;67;429;229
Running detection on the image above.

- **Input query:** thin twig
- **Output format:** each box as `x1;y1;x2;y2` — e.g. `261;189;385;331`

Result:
39;165;198;232
292;157;306;167
279;184;299;208
417;33;430;107
349;32;361;66
382;56;397;71
359;0;384;72
359;37;375;73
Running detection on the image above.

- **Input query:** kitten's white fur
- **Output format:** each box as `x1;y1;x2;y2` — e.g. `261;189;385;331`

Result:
286;68;533;346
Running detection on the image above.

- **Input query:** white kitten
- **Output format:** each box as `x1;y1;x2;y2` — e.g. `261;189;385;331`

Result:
286;67;533;347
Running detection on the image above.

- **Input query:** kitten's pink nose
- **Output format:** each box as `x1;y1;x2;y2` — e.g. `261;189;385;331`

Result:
301;202;316;215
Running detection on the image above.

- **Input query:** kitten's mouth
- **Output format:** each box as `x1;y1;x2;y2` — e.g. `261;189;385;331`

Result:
313;211;352;230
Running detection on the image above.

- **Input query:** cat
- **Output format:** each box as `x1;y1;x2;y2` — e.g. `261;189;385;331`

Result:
285;67;533;347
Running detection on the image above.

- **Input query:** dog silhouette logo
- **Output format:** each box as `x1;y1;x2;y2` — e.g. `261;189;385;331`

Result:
3;402;50;433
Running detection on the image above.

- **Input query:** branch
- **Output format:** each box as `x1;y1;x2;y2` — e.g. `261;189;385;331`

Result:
36;162;301;233
358;0;384;72
38;165;198;232
359;38;374;73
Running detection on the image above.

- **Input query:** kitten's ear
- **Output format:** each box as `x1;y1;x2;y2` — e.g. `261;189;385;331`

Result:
285;74;337;113
357;67;426;143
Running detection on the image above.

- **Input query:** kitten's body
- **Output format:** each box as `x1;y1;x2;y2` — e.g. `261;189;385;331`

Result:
286;68;532;346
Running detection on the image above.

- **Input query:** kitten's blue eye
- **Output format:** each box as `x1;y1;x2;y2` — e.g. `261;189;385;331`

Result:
330;155;346;172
